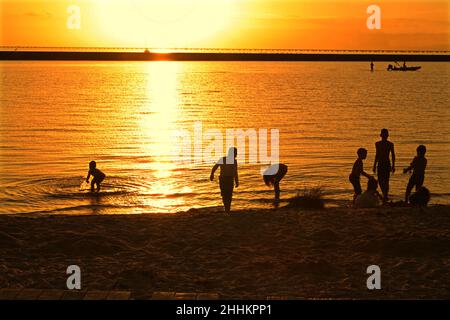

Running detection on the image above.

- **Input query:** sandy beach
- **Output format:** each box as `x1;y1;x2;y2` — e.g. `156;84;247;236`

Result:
1;205;450;299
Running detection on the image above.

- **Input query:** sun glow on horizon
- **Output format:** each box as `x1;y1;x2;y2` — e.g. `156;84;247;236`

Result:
95;0;235;48
0;0;448;50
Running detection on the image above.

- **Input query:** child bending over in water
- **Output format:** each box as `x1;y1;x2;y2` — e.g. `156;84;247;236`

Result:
263;163;288;206
86;161;106;193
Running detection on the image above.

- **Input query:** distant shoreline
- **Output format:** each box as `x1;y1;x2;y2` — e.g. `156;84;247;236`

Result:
1;51;449;62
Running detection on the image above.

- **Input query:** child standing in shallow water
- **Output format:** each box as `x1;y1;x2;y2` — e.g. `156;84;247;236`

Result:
373;129;396;203
210;147;239;213
349;148;372;204
86;161;106;193
403;145;427;203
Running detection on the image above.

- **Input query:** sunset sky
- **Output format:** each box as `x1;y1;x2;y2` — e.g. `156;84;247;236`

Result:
1;0;449;50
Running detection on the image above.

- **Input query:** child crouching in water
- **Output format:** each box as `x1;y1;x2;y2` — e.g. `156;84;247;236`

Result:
86;161;106;193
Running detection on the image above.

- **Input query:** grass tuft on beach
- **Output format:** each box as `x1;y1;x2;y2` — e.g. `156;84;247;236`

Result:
286;187;325;209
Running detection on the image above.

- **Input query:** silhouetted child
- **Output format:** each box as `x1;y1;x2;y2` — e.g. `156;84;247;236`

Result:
210;147;239;213
373;129;396;203
403;145;427;203
349;148;372;204
263;164;288;205
409;186;430;207
86;161;106;193
354;177;383;208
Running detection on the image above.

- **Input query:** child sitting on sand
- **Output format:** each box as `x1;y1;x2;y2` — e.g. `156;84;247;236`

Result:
354;177;383;208
349;148;372;204
409;186;430;207
403;145;427;203
86;161;106;193
263;163;288;206
210;147;239;213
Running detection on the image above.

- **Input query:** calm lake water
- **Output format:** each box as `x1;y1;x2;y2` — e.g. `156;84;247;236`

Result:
1;61;449;214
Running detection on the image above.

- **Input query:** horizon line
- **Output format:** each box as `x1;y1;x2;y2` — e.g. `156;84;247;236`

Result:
1;46;449;55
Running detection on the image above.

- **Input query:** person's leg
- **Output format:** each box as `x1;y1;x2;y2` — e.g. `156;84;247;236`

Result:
405;175;415;203
354;183;362;204
96;176;104;193
350;176;361;204
220;177;234;212
378;165;390;202
224;184;234;212
90;179;96;193
219;178;227;211
416;174;424;191
385;172;390;202
274;182;280;201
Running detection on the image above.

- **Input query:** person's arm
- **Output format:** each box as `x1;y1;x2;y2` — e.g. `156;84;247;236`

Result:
360;161;371;178
403;158;413;174
234;163;239;188
210;163;219;181
361;170;371;179
391;143;396;173
86;170;91;183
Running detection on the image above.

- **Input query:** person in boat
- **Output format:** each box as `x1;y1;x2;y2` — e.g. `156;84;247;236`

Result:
403;61;407;69
263;163;288;206
373;129;396;203
210;147;239;213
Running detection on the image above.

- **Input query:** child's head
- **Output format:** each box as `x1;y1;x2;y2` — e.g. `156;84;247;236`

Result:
380;129;389;140
228;147;238;159
89;161;96;170
367;177;379;191
417;145;426;157
263;175;274;187
357;148;368;160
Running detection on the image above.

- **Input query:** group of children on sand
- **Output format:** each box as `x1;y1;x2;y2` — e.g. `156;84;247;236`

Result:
349;129;429;208
86;128;429;212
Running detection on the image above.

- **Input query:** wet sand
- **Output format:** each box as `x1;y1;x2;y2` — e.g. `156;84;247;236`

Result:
1;206;450;299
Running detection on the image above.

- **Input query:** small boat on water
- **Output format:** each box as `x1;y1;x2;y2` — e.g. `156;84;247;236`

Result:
387;64;422;72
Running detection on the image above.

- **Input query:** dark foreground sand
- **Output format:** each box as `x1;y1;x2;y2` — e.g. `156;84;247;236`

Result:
1;206;450;299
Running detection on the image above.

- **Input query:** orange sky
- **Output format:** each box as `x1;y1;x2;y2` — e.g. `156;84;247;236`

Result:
1;0;449;50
